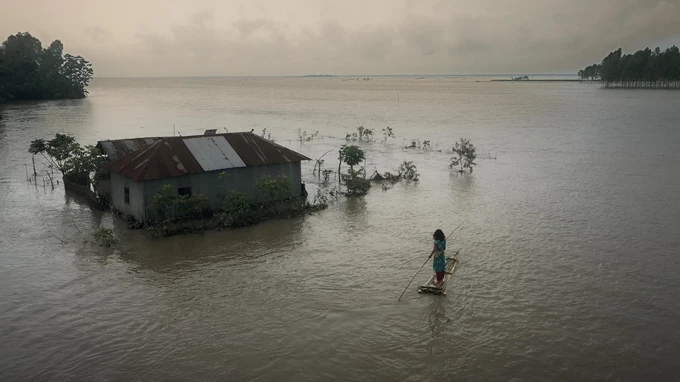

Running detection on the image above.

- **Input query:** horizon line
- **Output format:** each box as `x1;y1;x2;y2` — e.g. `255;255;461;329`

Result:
92;73;578;79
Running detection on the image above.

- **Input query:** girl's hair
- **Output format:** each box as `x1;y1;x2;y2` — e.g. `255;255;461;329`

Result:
433;229;446;241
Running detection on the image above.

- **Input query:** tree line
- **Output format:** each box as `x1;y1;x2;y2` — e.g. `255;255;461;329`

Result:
578;64;601;80
0;32;93;103
579;46;680;88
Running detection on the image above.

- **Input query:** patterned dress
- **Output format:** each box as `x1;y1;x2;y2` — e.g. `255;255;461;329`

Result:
432;239;447;273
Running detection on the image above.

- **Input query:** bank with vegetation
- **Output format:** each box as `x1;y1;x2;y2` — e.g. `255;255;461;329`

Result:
579;46;680;89
0;32;93;103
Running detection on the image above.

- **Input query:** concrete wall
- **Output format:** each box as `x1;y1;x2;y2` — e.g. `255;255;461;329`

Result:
110;172;147;221
110;162;303;222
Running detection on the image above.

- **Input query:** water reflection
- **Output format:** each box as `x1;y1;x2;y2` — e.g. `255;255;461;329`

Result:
1;78;680;381
341;196;368;228
426;297;450;339
114;217;306;275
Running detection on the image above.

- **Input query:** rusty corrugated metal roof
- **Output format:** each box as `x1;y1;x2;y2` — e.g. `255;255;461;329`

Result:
97;136;162;160
224;133;311;166
109;139;204;182
108;132;310;181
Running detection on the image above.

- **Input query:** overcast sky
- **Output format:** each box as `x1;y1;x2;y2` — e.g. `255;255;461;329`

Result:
1;0;679;77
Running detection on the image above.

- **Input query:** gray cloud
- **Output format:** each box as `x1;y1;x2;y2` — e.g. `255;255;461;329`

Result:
85;27;111;42
3;0;678;76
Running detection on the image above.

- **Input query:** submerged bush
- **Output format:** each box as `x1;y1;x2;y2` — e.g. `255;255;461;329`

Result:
344;170;371;196
217;189;259;227
398;161;419;181
255;174;292;203
93;228;118;247
450;138;477;173
345;126;374;142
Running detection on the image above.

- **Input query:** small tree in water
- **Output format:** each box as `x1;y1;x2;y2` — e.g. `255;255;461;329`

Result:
339;145;365;173
398;161;419;181
28;133;80;176
339;145;371;195
450;138;477;173
382;126;395;143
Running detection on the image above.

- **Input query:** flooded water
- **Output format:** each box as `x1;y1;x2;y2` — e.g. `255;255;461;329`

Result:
1;77;679;381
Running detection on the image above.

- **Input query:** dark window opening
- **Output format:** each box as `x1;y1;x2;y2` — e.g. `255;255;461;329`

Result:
178;187;192;197
124;187;130;204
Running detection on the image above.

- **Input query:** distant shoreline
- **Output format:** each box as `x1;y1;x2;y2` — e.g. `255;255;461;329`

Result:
490;79;584;82
89;74;578;80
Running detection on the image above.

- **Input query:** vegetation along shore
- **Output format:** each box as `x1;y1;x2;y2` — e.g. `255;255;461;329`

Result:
0;32;93;104
578;46;680;89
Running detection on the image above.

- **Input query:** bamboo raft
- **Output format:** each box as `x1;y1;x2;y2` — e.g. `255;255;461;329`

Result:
418;250;459;295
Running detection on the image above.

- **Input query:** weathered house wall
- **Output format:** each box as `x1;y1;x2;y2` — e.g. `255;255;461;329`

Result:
142;162;302;207
111;162;302;222
111;172;146;221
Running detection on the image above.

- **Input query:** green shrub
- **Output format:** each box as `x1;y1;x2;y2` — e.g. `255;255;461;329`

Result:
217;189;259;227
93;228;118;247
344;170;371;196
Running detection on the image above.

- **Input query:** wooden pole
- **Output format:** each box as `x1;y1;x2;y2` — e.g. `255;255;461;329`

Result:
397;220;466;301
25;164;29;181
72;218;82;234
51;233;67;244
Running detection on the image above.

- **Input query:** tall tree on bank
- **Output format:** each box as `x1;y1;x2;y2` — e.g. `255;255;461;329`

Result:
580;45;680;88
0;32;93;103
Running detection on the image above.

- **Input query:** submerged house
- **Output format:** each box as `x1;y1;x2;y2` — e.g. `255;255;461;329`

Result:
94;135;164;200
105;131;310;222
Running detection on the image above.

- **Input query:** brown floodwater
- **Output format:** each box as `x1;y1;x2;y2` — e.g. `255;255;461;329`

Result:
1;77;679;381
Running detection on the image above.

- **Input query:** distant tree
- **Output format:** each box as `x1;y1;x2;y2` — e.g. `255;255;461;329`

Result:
61;54;93;97
586;45;680;88
600;48;622;86
578;64;601;80
0;32;93;103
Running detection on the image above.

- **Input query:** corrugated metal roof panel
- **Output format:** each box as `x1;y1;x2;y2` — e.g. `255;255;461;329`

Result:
183;136;246;171
100;141;116;158
97;137;163;160
225;133;311;166
108;132;310;181
123;140;138;152
110;139;204;182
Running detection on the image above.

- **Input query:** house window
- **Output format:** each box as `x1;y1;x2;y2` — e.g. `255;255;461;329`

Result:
178;187;192;197
124;187;130;204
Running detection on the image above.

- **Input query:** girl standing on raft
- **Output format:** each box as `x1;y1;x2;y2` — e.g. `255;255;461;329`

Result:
429;229;447;287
